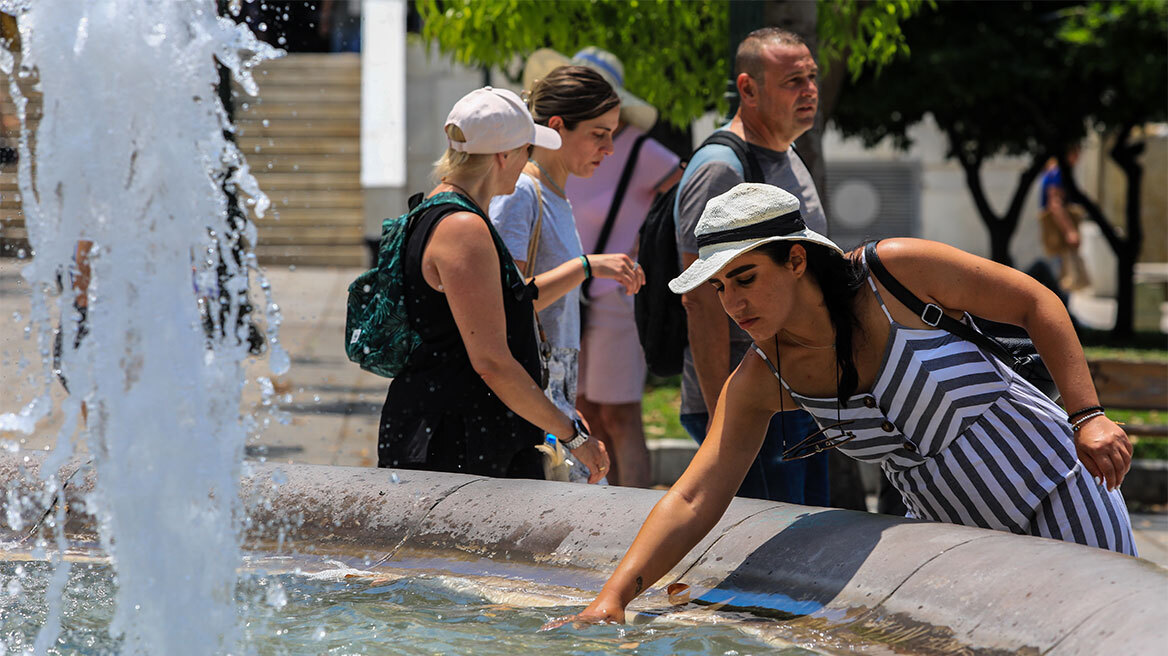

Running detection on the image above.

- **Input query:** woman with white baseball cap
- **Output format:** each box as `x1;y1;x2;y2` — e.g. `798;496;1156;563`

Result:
378;86;610;483
550;181;1135;625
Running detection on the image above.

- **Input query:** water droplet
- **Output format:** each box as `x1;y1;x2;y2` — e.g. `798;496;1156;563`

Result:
257;22;268;32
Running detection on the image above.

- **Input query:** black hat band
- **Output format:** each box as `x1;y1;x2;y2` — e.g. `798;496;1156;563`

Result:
695;210;805;249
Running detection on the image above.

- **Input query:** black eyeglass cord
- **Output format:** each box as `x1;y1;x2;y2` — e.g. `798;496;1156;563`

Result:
774;334;843;452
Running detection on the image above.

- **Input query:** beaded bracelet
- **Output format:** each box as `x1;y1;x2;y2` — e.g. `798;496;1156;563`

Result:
580;254;592;279
1070;410;1106;432
1067;405;1105;422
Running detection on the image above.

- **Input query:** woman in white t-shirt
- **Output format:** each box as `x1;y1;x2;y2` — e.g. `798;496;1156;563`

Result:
490;66;645;467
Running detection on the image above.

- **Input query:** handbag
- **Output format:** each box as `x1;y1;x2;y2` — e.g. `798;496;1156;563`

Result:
864;242;1060;402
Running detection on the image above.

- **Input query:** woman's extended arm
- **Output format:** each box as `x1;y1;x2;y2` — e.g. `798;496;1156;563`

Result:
549;353;776;626
424;212;609;481
514;253;645;313
877;238;1131;489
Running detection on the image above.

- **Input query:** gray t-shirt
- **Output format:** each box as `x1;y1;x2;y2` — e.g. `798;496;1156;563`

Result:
674;131;827;415
489;173;583;353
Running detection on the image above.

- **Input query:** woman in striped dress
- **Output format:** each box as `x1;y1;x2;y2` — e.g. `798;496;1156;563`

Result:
557;182;1135;627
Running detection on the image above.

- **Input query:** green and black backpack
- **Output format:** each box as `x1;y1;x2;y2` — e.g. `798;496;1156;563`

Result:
344;192;485;378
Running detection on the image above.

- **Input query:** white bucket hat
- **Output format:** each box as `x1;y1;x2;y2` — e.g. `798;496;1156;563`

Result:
445;86;562;154
669;183;844;294
522;47;659;132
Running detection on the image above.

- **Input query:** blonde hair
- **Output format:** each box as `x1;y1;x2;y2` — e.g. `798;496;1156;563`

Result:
432;125;495;182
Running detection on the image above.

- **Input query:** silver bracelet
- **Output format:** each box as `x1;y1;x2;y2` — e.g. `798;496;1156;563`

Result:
1071;410;1106;432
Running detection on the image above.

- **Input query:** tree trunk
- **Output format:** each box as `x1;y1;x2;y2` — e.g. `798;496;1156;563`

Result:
951;137;1045;266
1059;126;1144;337
1108;131;1144;337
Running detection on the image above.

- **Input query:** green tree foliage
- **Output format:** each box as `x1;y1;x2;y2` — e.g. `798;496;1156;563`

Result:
817;0;925;81
416;0;728;128
832;0;1165;335
416;0;926;128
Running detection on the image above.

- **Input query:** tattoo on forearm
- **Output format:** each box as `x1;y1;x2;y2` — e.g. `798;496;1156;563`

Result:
634;576;643;596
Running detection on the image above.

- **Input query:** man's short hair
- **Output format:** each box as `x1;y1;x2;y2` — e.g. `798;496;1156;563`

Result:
735;27;807;83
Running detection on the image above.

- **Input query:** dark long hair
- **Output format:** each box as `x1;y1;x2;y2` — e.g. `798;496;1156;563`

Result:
527;65;620;130
757;240;867;404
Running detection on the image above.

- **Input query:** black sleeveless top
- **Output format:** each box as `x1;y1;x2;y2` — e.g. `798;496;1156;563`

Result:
378;195;545;478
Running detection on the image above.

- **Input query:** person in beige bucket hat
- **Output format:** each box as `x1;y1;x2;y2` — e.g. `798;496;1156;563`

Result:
523;47;658;132
546;182;1137;625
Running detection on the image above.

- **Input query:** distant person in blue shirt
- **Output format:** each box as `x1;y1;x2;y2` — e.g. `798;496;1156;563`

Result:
1038;145;1090;294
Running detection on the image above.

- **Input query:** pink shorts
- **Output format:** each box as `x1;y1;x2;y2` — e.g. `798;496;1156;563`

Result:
578;291;647;405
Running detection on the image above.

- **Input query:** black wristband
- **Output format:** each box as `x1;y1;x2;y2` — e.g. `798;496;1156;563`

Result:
1067;405;1105;421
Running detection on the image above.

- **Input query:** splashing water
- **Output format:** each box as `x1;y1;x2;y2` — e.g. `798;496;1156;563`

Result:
0;2;280;653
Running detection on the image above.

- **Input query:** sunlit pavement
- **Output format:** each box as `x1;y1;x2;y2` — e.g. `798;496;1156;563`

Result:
1;259;1165;566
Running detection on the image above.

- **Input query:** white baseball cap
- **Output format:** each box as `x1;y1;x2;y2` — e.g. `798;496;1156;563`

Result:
445;86;562;154
669;183;844;294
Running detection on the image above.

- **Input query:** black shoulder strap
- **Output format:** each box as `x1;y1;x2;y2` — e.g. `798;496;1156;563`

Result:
700;130;764;184
582;134;650;301
594;133;650;254
863;241;1018;365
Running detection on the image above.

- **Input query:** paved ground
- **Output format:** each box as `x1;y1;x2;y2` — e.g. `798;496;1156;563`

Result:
1;260;1165;565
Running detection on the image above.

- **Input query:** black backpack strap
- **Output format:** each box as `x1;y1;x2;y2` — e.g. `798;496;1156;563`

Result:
595;134;650;254
583;134;650;300
701;131;764;183
863;241;1019;366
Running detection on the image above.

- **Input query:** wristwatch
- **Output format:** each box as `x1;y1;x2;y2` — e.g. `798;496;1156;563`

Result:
562;417;590;450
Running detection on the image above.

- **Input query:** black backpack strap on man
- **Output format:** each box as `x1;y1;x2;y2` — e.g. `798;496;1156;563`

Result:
634;130;764;378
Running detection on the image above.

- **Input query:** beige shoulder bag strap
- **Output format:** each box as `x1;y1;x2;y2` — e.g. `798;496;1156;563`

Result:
522;166;544;279
520;167;551;383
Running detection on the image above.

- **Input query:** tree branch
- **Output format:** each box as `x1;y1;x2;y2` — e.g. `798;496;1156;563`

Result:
1059;127;1129;254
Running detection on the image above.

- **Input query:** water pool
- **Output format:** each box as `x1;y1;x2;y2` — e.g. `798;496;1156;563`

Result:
1;555;826;655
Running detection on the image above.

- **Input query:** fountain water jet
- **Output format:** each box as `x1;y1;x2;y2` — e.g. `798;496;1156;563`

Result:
0;2;280;653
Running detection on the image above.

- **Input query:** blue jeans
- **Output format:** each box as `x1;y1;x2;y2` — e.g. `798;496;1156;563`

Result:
680;410;830;506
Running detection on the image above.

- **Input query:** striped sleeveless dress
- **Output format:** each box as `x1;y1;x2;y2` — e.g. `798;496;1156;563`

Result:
754;269;1136;555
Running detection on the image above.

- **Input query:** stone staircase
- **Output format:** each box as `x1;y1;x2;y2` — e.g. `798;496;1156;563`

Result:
0;53;367;268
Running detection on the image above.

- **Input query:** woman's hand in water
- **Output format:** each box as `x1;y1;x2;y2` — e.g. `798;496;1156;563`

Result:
586;254;645;295
540;592;625;630
570;437;611;484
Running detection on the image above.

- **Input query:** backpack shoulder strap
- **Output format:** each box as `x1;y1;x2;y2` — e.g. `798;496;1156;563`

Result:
595;133;650;254
863;242;1017;365
701;130;764;184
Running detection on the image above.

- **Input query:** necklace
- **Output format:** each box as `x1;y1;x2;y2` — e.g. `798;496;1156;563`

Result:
530;160;567;198
780;329;835;350
439;179;483;212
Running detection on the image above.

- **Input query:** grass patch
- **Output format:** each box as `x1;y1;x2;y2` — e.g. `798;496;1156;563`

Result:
1133;437;1168;460
643;375;686;441
1080;328;1168;362
1107;408;1167;426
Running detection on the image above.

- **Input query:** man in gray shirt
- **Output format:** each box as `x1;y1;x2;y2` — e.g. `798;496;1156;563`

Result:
675;27;829;504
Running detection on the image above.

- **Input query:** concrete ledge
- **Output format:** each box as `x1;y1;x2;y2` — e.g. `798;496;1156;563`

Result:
2;453;1165;654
